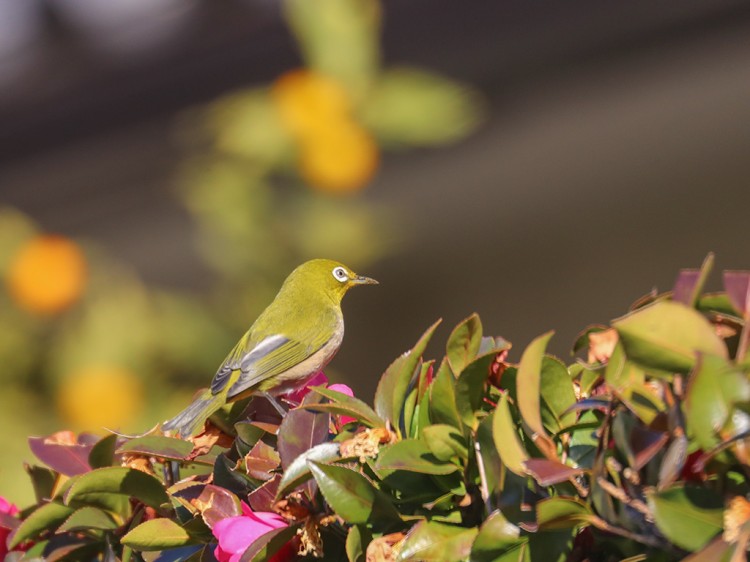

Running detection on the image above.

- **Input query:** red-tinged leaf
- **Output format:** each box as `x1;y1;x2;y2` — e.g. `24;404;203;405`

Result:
724;271;750;318
248;474;281;513
240;523;300;562
524;459;583;486
29;432;93;476
277;392;329;470
193;484;242;528
245;440;280;481
673;254;714;307
446;313;483;375
374;320;441;427
680;536;743;562
630;426;669;471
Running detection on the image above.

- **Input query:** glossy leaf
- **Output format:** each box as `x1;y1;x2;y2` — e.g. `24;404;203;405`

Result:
57;506;119;532
121;518;195;551
9;502;73;548
276;442;341;497
28;435;93;477
88;434;119;469
429;358;463;431
374;439;459;476
455;354;493;430
524;459;583;487
117;436;193;462
539;356;577;433
240;524;300;562
535;497;592;530
516;332;557;458
65;467;169;511
471;510;523;562
613;301;727;373
244;440;280;481
308;461;401;526
277;391;329;470
422;424;468;462
345;525;369;562
686;353;750;450
446;313;483;375
374;320;441;427
647;485;723;551
306;386;385;427
492;394;529;477
398;520;478;562
193;484;241;528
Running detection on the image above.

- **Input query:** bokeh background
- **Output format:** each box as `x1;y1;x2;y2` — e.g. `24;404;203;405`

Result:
1;0;750;504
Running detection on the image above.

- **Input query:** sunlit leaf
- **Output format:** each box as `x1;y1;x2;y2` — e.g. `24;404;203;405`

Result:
277;442;341;497
121;518;196;551
446;314;483;375
65;467;169;511
374;320;440;428
308;461;400;526
398;520;477;562
374;439;458;476
117;436;193;462
613;301;727;373
492;395;528;477
9;502;73;548
306;386;385;427
57;506;119;532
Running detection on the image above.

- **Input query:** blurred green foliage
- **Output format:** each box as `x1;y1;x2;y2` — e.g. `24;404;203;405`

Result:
0;0;482;505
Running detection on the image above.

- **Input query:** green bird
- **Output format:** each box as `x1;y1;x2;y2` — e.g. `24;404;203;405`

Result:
162;259;377;438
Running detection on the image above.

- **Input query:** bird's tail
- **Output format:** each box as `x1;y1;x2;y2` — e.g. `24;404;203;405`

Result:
162;389;224;439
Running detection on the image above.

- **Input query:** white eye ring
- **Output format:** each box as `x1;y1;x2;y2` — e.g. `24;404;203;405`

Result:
332;267;349;282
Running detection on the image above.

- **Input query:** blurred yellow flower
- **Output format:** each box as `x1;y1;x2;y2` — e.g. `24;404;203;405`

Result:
57;366;143;431
272;69;351;138
271;69;379;193
299;122;379;194
6;235;87;315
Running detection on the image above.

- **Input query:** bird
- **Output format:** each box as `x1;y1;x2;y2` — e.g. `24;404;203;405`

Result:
162;258;378;438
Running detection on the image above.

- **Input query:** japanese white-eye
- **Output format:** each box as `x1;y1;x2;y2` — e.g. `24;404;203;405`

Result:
162;259;377;438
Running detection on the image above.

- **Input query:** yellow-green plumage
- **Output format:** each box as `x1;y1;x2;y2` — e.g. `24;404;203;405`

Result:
162;259;377;438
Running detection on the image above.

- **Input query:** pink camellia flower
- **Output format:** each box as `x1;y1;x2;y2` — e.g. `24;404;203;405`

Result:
284;371;329;406
0;496;20;559
212;502;293;562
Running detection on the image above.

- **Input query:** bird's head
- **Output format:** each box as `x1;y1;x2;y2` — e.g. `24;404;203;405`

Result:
288;259;378;304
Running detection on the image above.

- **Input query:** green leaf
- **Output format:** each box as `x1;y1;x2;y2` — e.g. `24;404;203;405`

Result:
276;442;341;497
88;434;119;469
306;386;385;427
647;485;724;551
686;353;750;449
398;521;478;562
422;425;468;463
516;332;555;445
117;436;194;462
241;524;301;562
446;314;483;375
57;506;119;532
308;461;401;526
9;501;73;548
429;358;463;431
539;356;577;433
345;525;370;562
374;439;459;476
362;68;483;147
493;394;529;477
535;497;592;530
374;320;441;428
613;301;727;373
25;465;58;504
65;467;169;511
121;518;195;551
284;0;380;98
455;354;493;430
470;510;523;562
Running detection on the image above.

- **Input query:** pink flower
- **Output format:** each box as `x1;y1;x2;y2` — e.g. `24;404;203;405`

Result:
328;383;356;425
0;496;19;559
212;502;292;562
284;371;329;405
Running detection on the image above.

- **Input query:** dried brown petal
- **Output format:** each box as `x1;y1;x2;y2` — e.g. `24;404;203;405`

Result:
588;329;618;364
340;427;396;462
366;532;406;562
724;496;750;543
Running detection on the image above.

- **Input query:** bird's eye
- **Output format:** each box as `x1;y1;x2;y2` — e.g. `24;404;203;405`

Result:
332;267;349;282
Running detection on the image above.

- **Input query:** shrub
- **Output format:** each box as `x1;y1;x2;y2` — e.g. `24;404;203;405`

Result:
4;256;750;561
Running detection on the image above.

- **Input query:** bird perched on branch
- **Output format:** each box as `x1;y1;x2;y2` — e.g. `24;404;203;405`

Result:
162;258;377;438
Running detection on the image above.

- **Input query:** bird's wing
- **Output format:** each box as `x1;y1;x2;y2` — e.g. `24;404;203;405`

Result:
209;331;329;398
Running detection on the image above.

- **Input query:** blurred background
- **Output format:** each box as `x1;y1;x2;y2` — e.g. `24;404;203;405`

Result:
1;0;750;504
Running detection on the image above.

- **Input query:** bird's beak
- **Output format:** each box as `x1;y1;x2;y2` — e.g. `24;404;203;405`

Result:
352;275;378;285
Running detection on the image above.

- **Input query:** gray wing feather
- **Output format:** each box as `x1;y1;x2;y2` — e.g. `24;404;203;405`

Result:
210;334;289;395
